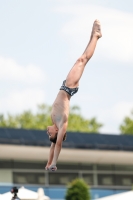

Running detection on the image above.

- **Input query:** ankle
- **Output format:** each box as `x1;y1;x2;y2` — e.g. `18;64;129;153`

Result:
92;32;101;40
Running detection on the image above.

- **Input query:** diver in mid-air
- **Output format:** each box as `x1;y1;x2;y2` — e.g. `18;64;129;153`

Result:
45;20;102;171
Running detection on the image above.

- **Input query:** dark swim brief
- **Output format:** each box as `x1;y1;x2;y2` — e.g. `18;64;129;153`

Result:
60;80;78;96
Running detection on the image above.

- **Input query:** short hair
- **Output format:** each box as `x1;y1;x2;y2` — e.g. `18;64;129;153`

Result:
50;133;67;144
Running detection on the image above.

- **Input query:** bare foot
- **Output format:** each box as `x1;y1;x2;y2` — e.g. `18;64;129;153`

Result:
91;19;102;39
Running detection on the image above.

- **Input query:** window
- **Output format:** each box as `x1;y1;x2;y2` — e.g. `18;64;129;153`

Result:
13;172;45;185
97;164;113;171
49;172;79;185
57;163;79;170
0;160;45;169
13;161;44;169
115;175;133;186
82;174;93;185
0;160;13;169
115;165;133;172
80;164;93;170
98;174;114;186
57;163;93;170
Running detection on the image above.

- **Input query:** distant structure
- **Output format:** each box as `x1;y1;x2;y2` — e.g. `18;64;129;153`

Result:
0;128;133;199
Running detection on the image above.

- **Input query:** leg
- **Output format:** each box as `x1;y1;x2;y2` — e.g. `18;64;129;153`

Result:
65;20;102;88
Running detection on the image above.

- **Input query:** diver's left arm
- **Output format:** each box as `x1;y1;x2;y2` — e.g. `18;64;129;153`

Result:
49;124;67;171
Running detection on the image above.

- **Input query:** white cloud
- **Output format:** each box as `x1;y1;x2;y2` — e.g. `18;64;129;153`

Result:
111;102;133;121
0;89;45;114
0;56;45;84
54;4;133;64
98;101;133;134
0;56;46;115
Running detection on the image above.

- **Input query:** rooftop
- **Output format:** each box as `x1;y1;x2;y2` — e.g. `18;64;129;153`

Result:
0;127;133;151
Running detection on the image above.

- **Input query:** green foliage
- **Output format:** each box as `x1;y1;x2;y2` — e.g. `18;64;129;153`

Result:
65;179;91;200
0;104;52;130
0;104;103;132
119;110;133;134
68;106;103;133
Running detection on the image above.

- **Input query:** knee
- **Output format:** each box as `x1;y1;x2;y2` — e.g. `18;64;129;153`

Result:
76;55;87;65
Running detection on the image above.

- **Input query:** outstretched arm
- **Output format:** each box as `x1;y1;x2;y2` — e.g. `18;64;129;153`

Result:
49;124;67;171
45;142;55;170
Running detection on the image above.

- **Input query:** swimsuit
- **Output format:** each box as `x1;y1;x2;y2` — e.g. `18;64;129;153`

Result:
60;80;78;96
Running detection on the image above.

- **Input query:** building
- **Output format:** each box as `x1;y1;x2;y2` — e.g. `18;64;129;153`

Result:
0;127;133;200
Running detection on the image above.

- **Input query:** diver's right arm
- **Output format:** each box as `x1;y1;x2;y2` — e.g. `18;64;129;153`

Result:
45;142;55;170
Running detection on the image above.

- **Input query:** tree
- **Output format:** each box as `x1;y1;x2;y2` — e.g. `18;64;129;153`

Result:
0;104;52;130
65;178;91;200
119;110;133;134
0;104;103;133
68;106;102;132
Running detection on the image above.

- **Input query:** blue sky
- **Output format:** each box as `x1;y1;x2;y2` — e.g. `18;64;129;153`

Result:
0;0;133;134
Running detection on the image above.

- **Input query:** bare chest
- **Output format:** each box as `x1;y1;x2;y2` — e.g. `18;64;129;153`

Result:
51;91;70;126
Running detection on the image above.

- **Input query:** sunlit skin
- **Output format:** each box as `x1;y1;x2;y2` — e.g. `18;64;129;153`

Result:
47;125;58;140
45;20;102;171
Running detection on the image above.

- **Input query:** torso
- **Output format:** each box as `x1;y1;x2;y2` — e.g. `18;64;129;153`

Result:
51;90;71;128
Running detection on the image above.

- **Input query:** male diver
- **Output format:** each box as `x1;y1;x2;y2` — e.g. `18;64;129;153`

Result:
46;20;102;171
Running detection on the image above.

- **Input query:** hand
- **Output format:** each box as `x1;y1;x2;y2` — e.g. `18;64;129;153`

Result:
48;165;57;172
45;164;50;171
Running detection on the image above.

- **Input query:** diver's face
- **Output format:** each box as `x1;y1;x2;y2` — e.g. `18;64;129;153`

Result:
47;125;58;140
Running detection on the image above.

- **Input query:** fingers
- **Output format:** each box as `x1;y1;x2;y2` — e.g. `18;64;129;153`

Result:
45;166;49;170
45;164;50;170
47;165;57;172
45;164;57;171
